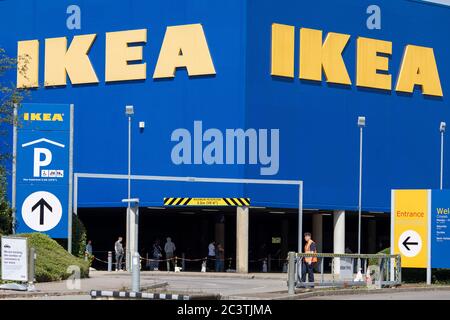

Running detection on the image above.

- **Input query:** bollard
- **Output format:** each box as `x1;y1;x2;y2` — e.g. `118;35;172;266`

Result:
182;253;186;271
262;259;268;273
84;252;88;261
268;254;271;272
108;251;113;272
287;252;295;295
132;252;140;292
321;258;324;283
28;247;36;291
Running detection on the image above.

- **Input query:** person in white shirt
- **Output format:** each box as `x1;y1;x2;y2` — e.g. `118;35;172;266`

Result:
207;241;216;271
164;237;176;271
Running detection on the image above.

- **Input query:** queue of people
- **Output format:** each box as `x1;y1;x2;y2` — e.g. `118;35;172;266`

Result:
110;236;179;272
87;232;319;275
109;237;227;272
207;241;225;272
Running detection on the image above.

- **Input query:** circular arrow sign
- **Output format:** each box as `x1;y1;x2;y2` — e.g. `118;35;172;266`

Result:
398;230;422;258
21;191;62;232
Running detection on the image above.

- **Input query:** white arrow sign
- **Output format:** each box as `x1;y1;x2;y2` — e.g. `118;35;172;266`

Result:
398;230;422;258
21;191;62;232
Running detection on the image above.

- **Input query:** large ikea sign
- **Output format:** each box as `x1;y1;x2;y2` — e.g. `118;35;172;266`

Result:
16;22;443;97
17;24;216;88
271;24;443;97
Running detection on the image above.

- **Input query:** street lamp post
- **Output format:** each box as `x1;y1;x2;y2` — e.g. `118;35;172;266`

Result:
440;122;446;190
357;116;366;272
125;105;134;271
122;198;140;292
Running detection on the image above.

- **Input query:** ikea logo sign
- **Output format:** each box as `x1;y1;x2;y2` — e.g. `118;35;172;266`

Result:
271;23;443;97
16;23;216;89
23;113;64;122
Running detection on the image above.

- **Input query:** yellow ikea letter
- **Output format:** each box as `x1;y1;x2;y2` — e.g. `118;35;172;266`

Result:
44;34;98;86
271;23;295;78
17;40;39;88
105;29;147;82
396;45;443;97
356;37;392;91
153;24;216;79
299;28;351;85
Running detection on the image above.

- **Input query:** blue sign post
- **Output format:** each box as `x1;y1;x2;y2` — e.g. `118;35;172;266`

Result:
431;190;450;269
13;103;73;245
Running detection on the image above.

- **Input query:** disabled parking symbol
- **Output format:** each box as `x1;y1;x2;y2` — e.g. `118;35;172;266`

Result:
21;191;63;232
398;230;422;258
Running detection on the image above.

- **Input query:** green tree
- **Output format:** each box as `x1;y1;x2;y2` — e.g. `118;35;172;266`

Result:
72;214;88;259
0;48;28;234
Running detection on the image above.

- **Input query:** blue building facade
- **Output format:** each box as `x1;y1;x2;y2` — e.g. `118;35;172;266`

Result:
2;0;449;213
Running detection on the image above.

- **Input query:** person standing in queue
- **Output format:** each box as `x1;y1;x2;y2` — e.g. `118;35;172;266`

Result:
164;237;176;271
114;237;124;271
301;232;318;286
207;241;216;271
152;239;163;271
215;243;225;272
85;240;93;257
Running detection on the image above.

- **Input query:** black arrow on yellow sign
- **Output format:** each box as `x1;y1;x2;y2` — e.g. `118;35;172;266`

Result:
402;236;419;251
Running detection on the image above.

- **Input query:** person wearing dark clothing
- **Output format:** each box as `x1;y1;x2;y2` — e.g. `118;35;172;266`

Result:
152;239;163;270
215;243;225;272
114;237;124;271
301;232;317;284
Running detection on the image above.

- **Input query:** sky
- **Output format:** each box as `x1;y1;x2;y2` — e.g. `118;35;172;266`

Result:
423;0;450;6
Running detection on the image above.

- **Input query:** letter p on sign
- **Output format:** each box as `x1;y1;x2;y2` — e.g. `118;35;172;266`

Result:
34;148;52;177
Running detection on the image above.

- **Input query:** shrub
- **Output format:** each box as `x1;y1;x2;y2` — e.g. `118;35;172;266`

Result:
72;214;88;259
372;248;450;284
18;233;89;282
368;247;390;265
0;166;12;235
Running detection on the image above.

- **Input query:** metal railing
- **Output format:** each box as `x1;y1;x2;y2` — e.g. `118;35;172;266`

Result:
287;252;401;294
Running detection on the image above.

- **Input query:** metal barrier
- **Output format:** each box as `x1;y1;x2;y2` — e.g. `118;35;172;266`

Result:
287;252;401;294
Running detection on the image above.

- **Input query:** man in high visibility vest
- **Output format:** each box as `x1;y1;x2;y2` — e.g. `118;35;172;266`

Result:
301;232;318;284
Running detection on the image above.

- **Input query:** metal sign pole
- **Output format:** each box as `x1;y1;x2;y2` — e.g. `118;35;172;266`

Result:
126;114;132;271
298;182;303;253
68;104;74;253
390;190;395;282
357;125;363;272
12;105;18;234
427;190;432;285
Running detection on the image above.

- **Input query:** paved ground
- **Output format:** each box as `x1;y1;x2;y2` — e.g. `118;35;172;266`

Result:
3;273;288;300
1;271;450;300
6;294;92;300
0;271;168;299
148;274;287;297
305;290;450;300
0;271;288;300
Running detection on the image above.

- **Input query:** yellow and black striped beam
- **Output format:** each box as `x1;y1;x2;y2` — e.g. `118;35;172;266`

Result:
164;198;250;207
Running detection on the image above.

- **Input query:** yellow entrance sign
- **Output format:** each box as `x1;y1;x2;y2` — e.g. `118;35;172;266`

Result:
391;190;430;268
